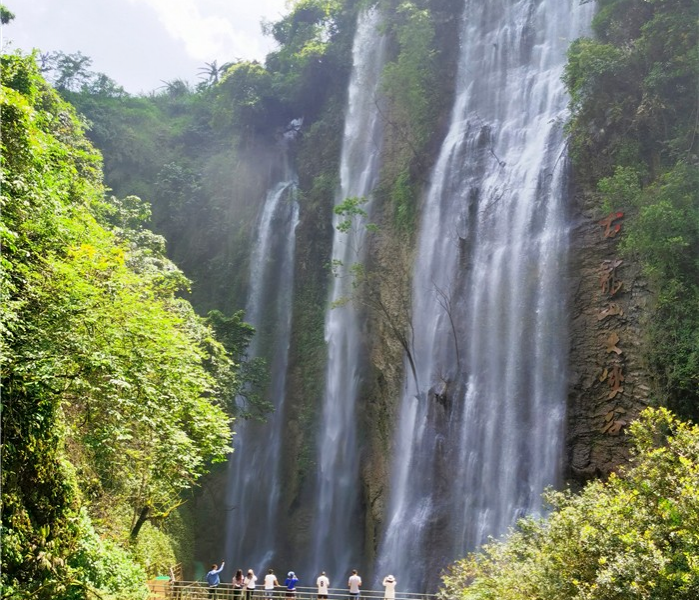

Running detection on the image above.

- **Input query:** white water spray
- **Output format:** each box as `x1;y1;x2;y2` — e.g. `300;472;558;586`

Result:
310;6;388;577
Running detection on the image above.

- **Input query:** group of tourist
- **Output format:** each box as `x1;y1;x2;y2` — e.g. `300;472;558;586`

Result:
205;563;397;600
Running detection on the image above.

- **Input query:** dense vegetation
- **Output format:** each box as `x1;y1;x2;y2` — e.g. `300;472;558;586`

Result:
564;0;699;418
0;54;250;598
439;408;699;599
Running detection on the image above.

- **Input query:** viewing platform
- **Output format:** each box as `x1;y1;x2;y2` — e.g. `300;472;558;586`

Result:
148;582;437;600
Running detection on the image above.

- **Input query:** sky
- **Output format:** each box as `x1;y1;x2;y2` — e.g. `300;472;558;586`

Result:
2;0;290;94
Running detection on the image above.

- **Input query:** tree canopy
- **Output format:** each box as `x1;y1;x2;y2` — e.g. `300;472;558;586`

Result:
439;408;699;600
564;0;699;419
1;53;240;598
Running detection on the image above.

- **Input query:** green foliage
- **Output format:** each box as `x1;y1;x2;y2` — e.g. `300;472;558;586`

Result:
205;310;272;420
0;4;15;24
2;507;150;600
1;53;237;598
597;165;644;214
62;89;173;204
296;103;344;205
374;0;457;238
622;164;699;280
389;168;417;232
439;408;699;600
196;60;232;89
564;0;699;418
563;37;643;178
619;164;699;413
41;51;126;96
264;0;355;118
564;0;698;180
334;195;373;233
330;196;377;300
381;0;441;150
212;61;279;138
129;520;178;579
66;511;150;600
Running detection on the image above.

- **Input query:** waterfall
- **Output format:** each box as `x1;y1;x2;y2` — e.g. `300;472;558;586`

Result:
224;147;300;574
309;6;387;577
377;0;593;591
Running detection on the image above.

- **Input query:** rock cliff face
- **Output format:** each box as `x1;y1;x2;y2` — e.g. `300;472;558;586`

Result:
566;189;655;483
361;222;415;564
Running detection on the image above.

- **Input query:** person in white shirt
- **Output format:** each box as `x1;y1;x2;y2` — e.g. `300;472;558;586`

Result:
382;575;396;600
316;571;330;600
347;570;361;599
264;569;279;599
244;569;258;600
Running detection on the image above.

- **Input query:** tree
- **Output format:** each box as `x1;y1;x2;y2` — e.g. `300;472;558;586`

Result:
1;53;236;598
45;51;94;91
563;0;699;418
197;60;227;87
439;408;699;600
263;0;354;118
205;310;272;420
0;3;15;24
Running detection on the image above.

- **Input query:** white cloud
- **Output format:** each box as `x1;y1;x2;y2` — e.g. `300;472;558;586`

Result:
4;0;289;93
133;0;286;63
133;0;233;60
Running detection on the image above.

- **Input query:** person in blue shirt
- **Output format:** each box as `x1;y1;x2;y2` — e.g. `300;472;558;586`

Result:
206;561;226;597
285;571;299;598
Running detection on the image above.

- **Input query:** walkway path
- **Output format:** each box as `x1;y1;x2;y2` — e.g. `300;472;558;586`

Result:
148;582;437;600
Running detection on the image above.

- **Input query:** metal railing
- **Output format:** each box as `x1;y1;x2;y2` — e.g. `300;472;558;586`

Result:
148;583;437;600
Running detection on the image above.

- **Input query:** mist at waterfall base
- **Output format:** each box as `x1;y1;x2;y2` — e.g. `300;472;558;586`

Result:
220;0;594;592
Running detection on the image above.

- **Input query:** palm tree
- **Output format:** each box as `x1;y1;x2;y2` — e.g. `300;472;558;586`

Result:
198;60;223;86
158;78;191;98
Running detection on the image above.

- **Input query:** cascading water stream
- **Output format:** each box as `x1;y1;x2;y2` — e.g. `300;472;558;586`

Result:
377;0;593;591
224;147;300;574
309;6;387;577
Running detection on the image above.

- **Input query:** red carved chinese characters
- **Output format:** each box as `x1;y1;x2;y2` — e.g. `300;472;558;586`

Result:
599;211;624;238
599;259;623;297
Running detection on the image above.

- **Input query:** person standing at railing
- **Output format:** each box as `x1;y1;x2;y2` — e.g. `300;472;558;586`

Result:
348;570;362;600
233;569;245;599
206;561;225;598
264;569;280;600
316;571;330;600
244;569;258;600
285;571;299;598
381;575;396;600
